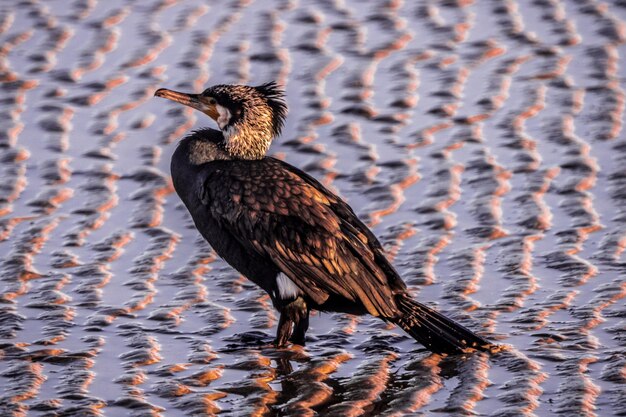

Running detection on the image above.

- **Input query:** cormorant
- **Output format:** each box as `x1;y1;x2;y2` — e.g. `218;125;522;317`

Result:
155;82;492;354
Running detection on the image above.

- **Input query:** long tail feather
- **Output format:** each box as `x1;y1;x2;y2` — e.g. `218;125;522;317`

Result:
393;294;492;354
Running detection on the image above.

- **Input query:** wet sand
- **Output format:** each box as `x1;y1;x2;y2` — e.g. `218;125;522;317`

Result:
1;0;625;416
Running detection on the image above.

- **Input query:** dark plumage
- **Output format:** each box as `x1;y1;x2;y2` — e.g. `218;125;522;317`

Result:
155;82;493;354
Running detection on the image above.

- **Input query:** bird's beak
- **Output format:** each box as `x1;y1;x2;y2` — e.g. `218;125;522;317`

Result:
154;88;219;121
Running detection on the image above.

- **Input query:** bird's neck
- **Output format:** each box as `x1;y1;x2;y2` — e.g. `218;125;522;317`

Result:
222;108;273;160
178;129;231;165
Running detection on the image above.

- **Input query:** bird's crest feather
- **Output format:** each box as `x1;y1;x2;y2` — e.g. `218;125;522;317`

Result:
255;81;287;137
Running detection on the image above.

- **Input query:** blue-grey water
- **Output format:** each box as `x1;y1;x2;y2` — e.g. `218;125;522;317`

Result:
0;0;625;416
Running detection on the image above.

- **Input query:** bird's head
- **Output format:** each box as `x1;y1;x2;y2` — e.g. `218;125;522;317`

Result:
155;82;287;160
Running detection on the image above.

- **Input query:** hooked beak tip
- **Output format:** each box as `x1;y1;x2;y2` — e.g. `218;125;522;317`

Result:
154;88;218;121
154;88;167;98
154;88;195;106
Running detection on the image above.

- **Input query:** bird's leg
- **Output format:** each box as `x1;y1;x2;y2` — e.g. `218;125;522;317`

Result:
289;306;309;346
275;310;294;347
274;297;308;347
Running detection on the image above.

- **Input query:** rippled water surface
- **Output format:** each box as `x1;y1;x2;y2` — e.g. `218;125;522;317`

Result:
1;0;625;416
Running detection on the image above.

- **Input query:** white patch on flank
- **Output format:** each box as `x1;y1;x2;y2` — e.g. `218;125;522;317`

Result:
277;273;301;299
216;103;232;130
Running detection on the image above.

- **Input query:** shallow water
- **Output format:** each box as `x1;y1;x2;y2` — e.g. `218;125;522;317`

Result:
0;0;625;416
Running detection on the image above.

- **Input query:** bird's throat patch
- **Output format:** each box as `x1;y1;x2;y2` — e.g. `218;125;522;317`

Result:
216;104;232;130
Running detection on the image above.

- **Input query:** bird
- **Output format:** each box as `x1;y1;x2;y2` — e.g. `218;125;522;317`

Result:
154;82;492;354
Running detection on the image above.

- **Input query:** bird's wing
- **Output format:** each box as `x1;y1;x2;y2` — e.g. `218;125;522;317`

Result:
201;158;401;318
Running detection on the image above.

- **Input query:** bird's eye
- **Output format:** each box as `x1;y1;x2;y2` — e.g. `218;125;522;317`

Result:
208;98;216;105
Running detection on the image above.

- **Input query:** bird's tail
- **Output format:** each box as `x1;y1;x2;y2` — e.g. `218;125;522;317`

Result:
392;293;492;354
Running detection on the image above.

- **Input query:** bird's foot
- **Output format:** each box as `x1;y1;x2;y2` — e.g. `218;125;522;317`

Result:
273;337;287;348
288;334;306;346
272;335;306;348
